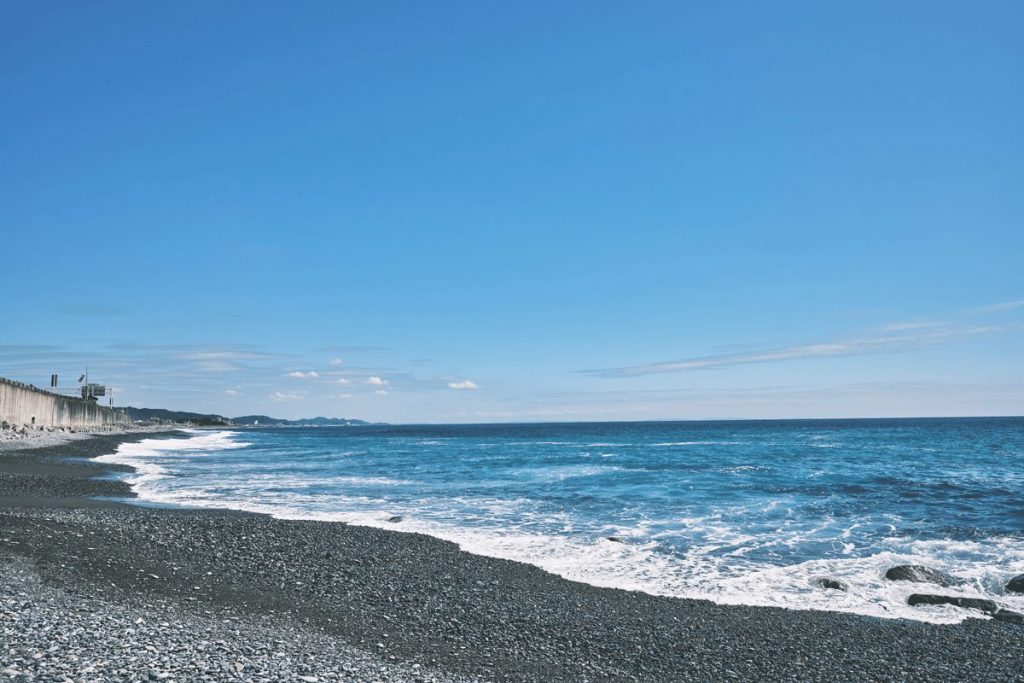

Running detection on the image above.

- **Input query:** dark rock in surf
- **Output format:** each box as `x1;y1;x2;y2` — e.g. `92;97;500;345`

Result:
993;609;1024;625
1006;574;1024;594
906;594;997;614
815;578;849;591
605;536;624;543
387;516;403;523
885;565;955;587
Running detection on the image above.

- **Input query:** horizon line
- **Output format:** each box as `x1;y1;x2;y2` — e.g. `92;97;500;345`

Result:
207;414;1024;428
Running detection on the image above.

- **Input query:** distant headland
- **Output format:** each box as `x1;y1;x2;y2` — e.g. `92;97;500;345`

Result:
120;406;376;427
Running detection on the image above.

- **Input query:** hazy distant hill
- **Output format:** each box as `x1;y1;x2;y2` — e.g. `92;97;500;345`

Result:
230;415;371;426
120;407;228;424
120;407;371;426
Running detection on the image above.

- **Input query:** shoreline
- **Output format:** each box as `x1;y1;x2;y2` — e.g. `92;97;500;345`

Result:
1;433;1022;681
0;422;170;451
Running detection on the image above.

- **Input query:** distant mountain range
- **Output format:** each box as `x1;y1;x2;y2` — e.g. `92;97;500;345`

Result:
120;407;372;426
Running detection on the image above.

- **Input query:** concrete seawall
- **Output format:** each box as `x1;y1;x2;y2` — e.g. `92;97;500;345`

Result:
0;378;131;428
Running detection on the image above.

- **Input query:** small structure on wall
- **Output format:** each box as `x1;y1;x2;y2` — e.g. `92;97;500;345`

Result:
81;383;106;401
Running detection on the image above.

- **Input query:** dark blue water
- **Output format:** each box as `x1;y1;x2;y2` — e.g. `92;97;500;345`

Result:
99;417;1024;623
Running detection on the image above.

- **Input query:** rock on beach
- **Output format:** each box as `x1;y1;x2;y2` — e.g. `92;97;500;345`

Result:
884;565;955;587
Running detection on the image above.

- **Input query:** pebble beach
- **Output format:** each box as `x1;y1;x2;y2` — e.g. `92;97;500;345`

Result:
1;432;1022;682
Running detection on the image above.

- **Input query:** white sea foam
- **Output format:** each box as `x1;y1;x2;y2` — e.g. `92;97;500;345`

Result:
329;476;412;486
209;502;1024;626
96;430;1024;626
717;465;762;474
106;430;249;458
95;430;250;489
237;473;412;487
514;464;625;482
650;441;743;447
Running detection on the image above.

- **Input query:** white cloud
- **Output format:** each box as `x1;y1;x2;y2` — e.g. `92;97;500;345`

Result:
337;378;351;385
330;393;353;399
194;361;239;373
178;350;281;361
880;321;946;332
271;391;303;401
364;376;388;386
287;370;319;378
330;357;344;366
374;389;388;395
580;300;1021;379
448;380;480;390
587;324;1003;378
224;389;241;396
972;299;1024;314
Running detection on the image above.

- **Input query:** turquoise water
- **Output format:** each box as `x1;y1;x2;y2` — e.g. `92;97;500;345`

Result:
98;418;1024;623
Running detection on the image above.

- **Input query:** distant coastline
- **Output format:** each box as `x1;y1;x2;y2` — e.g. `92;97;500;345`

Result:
121;405;375;427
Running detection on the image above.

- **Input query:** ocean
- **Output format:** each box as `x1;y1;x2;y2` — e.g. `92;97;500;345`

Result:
96;417;1024;624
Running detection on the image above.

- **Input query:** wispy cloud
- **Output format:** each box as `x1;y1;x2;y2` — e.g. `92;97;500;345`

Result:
193;360;242;373
287;370;319;378
0;344;63;354
586;324;1002;378
178;349;283;362
364;376;388;386
464;379;1024;421
270;391;304;401
329;357;344;366
448;380;480;390
50;304;129;317
336;377;351;385
972;299;1024;314
880;321;947;332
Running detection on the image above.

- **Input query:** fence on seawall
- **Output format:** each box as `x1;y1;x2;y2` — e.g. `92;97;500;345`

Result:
0;377;131;428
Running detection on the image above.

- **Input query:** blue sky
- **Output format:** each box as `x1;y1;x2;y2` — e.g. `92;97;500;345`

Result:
2;1;1021;422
